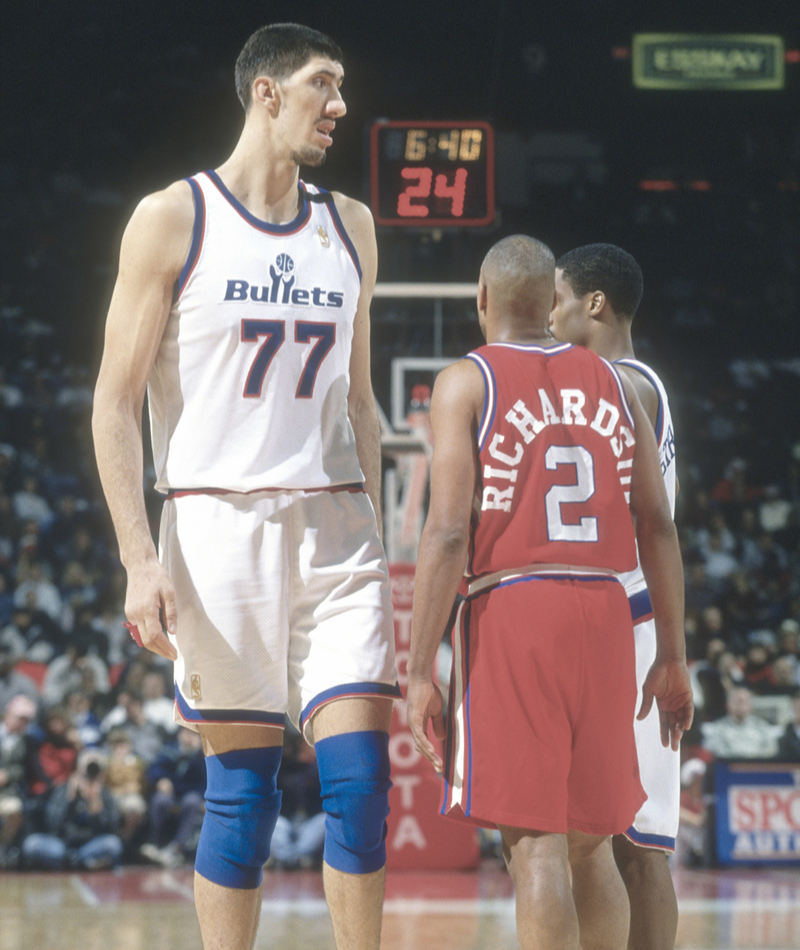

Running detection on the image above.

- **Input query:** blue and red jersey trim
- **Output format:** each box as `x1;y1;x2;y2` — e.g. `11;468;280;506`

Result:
163;482;365;500
300;681;401;730
203;169;312;235
628;588;654;624
174;177;206;302
318;187;363;282
174;687;286;729
623;824;676;853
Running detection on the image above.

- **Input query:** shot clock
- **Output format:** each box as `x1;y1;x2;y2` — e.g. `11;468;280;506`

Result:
369;120;495;227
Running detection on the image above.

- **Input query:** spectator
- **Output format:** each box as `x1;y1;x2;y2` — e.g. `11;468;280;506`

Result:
775;691;800;762
690;638;728;722
2;605;64;663
21;748;123;870
12;560;63;624
701;686;781;758
64;688;103;748
29;704;80;800
0;694;40;866
99;688;164;764
777;619;800;661
676;758;709;868
699;530;740;589
140;668;178;736
103;727;147;854
0;642;40;711
762;656;800;696
41;642;110;707
12;476;53;529
741;637;778;694
0;572;15;626
140;727;205;869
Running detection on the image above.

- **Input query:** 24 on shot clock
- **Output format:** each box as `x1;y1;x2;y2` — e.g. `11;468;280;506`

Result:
369;120;495;227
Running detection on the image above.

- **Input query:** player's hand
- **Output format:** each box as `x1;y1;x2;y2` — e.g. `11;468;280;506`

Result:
124;558;178;661
638;657;694;751
406;675;446;773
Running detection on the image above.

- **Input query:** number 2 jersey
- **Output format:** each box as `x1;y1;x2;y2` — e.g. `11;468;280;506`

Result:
148;170;365;493
466;341;639;580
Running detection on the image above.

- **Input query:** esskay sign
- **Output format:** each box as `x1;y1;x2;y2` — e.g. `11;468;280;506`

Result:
633;34;785;90
714;761;800;865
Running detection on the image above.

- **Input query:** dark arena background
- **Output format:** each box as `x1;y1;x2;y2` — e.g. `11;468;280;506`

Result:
1;1;798;948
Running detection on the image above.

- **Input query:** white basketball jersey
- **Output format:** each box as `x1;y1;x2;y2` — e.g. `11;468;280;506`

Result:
614;358;676;596
148;170;365;492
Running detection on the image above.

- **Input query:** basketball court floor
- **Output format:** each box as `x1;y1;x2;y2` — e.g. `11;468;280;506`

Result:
3;861;799;949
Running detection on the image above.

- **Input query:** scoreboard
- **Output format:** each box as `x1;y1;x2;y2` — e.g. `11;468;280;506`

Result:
369;120;495;227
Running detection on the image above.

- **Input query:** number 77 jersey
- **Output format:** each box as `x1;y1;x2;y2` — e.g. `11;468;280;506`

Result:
148;171;365;493
465;342;639;579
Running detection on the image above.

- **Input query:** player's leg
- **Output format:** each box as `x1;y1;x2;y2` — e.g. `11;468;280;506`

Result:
613;834;678;950
617;612;680;950
568;830;629;950
498;825;578;950
310;696;393;950
193;723;284;950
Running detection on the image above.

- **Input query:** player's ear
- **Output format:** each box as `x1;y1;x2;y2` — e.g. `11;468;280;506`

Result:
252;76;280;115
588;290;606;320
477;280;488;318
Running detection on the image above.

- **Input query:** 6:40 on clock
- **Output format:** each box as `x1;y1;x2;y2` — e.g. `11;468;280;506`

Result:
369;120;495;228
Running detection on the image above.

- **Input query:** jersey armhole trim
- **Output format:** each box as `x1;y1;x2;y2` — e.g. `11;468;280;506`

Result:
466;352;495;451
616;359;664;443
320;190;363;282
174;177;206;303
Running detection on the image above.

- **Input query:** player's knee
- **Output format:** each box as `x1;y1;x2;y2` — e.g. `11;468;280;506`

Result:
195;746;282;889
316;730;391;874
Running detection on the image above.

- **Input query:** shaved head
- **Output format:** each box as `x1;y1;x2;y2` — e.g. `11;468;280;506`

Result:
481;235;556;322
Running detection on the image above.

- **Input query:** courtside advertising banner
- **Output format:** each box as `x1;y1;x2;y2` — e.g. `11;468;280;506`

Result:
714;761;800;866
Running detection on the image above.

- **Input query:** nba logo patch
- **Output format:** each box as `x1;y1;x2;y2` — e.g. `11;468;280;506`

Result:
191;674;202;702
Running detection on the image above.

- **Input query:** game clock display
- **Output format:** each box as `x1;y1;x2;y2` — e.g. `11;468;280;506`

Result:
369;120;495;227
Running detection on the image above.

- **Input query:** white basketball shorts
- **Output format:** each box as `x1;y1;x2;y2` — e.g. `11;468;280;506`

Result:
159;487;400;740
624;589;681;851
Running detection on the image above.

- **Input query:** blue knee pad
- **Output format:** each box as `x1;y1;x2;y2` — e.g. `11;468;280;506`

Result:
315;730;391;874
195;746;282;889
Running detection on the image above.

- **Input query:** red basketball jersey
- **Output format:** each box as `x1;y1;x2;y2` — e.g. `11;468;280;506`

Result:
466;342;638;578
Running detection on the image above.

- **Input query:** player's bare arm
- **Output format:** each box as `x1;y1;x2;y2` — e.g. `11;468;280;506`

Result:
407;359;482;772
337;194;384;534
624;379;693;749
92;181;194;661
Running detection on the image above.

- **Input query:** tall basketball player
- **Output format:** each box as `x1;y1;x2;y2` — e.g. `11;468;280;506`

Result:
93;23;400;950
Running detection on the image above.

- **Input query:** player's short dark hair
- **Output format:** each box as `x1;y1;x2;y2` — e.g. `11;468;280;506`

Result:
235;23;343;112
556;243;643;319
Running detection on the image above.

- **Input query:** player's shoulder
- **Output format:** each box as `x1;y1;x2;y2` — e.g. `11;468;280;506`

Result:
127;179;195;239
615;360;661;409
432;356;484;412
328;191;374;235
119;180;195;272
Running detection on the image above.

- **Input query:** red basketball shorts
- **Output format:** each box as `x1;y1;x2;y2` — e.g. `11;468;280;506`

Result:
441;573;645;836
